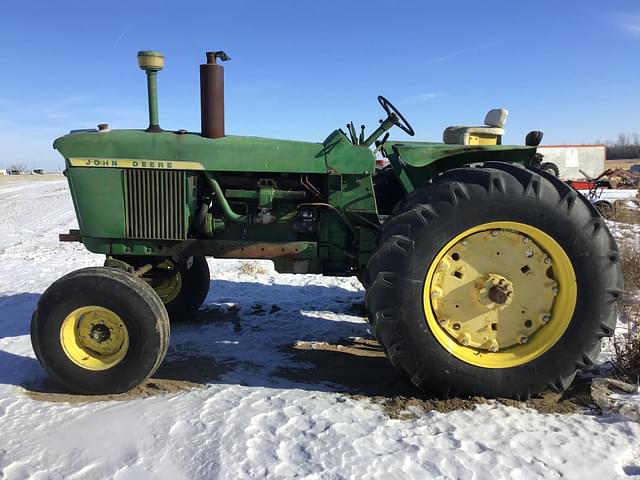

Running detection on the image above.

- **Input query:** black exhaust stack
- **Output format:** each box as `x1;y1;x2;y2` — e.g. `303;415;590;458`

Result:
200;51;230;139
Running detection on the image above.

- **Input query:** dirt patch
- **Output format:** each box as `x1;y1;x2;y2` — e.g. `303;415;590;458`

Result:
275;338;409;394
23;355;234;403
613;206;640;225
238;261;268;276
276;337;584;418
372;387;584;419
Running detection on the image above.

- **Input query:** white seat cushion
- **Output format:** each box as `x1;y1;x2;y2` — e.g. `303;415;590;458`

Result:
443;126;505;144
484;109;509;128
443;108;509;144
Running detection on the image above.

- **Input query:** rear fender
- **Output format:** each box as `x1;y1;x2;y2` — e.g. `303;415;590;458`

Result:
387;142;537;192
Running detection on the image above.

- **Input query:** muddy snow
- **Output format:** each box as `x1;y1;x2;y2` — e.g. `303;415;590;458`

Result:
1;175;640;479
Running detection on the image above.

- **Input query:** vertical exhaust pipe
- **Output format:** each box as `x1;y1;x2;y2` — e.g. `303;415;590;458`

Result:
137;50;164;132
200;51;230;139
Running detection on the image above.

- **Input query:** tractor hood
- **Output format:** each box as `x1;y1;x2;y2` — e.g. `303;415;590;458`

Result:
54;128;375;175
54;129;325;173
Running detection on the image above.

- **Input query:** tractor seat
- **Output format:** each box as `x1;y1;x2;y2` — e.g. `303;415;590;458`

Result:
443;108;509;145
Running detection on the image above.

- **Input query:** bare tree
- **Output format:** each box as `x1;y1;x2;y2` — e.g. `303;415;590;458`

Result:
604;132;640;160
7;163;29;173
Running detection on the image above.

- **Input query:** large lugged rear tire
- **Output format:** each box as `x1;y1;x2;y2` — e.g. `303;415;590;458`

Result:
366;162;622;398
31;267;170;394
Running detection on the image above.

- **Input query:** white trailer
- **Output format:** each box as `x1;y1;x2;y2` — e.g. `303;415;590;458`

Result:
537;145;606;179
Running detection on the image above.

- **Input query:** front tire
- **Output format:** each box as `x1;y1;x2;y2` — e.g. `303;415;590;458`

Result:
146;256;210;322
31;267;170;394
366;162;622;398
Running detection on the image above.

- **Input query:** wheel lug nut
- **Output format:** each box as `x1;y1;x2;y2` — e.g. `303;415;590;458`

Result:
526;249;533;257
542;314;551;323
520;336;528;344
489;339;499;352
544;257;551;265
461;334;471;346
552;287;559;295
452;323;461;331
522;237;529;244
491;231;498;237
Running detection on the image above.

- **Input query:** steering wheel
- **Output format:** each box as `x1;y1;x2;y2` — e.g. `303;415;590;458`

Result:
377;95;415;136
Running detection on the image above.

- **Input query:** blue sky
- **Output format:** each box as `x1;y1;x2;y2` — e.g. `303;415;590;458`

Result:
0;0;639;169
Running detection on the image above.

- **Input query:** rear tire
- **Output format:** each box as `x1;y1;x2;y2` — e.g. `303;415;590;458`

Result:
31;267;170;394
366;162;622;398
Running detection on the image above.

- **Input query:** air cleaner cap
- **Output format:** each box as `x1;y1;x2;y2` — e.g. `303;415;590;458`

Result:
137;50;164;71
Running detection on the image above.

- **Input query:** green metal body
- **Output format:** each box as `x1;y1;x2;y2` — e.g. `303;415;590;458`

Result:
55;124;536;276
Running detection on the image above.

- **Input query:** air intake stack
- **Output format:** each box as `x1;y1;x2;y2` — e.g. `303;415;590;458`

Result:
200;51;230;139
137;50;164;132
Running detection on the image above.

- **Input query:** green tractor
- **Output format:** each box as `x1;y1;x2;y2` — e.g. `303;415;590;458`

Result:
32;50;622;398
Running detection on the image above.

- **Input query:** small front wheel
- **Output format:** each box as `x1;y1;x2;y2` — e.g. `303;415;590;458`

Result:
31;267;170;394
148;256;210;322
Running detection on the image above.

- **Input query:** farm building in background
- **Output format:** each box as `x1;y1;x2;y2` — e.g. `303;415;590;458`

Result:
537;144;605;179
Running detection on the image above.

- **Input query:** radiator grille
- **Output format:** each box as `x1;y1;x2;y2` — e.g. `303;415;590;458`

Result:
124;169;187;240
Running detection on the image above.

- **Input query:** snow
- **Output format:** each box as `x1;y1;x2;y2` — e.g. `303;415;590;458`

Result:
1;176;640;479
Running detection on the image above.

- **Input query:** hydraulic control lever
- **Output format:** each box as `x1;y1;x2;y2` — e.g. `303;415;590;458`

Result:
346;122;358;144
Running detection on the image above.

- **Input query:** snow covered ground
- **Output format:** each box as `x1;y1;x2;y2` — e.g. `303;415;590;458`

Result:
1;176;639;479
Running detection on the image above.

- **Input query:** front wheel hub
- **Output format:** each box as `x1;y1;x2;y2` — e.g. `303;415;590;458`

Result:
90;324;111;343
60;306;129;370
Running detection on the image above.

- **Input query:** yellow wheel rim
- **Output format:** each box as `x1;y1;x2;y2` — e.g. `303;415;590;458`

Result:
423;221;577;368
154;261;182;304
60;306;129;371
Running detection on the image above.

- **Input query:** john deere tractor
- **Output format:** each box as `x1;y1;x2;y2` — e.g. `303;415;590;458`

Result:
31;51;622;398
